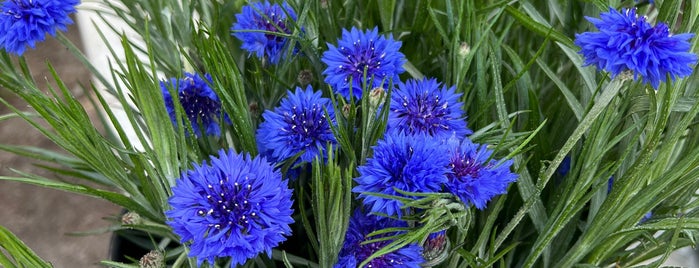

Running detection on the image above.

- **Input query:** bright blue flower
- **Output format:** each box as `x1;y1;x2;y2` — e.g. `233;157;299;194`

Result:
257;86;336;168
231;1;297;64
0;0;79;55
575;7;697;89
161;72;228;137
639;211;653;224
335;209;424;268
389;78;471;139
166;149;294;267
321;27;406;100
557;156;572;177
444;137;517;210
354;131;450;217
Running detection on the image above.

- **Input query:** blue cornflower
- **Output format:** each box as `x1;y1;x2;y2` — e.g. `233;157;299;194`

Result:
166;149;294;267
389;78;471;139
335;209;424;268
639;211;653;224
231;1;297;64
161;72;228;137
257;86;336;168
575;7;697;89
321;27;406;100
444;137;517;210
557;156;572;177
354;131;450;217
0;0;79;55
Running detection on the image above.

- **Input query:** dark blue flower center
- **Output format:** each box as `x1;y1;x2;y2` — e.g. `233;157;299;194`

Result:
394;93;450;135
4;0;35;18
340;40;383;82
449;154;481;180
255;9;290;41
197;176;259;234
179;84;221;123
282;104;329;147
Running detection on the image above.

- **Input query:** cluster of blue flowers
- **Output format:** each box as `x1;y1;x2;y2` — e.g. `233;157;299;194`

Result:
575;7;697;88
2;0;696;266
161;1;520;266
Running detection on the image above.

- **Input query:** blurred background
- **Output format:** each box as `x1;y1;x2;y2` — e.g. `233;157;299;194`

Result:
0;15;120;267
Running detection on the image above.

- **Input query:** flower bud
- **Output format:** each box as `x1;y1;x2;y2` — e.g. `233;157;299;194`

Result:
421;231;450;267
369;87;386;109
121;211;142;225
342;103;351;118
458;42;471;58
139;250;165;268
297;69;313;86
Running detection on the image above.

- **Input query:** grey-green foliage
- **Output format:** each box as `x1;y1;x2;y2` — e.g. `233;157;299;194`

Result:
1;0;699;267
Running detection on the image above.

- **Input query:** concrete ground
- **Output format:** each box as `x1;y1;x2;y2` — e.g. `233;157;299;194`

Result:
0;18;120;267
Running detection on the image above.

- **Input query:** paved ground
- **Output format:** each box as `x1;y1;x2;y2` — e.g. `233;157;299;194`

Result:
0;18;120;267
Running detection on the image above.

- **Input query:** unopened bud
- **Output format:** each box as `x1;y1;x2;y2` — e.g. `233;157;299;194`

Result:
369;87;386;108
421;231;450;267
342;104;351;118
121;211;142;225
458;42;471;58
249;101;259;115
139;250;165;268
619;70;634;82
297;69;313;86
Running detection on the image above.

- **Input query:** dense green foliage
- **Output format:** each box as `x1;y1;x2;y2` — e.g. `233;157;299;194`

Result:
1;0;699;267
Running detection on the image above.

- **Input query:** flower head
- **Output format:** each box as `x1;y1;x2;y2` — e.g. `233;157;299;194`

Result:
231;1;297;64
421;230;450;267
0;0;79;55
161;72;228;137
389;78;471;139
335;209;424;268
354;131;450;217
166;149;294;266
575;7;697;88
257;86;336;167
445;137;517;210
322;27;406;100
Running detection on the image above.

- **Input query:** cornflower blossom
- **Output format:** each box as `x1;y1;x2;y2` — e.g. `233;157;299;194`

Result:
166;149;294;267
321;27;406;100
161;73;228;137
444;137;518;210
0;0;79;55
575;7;697;89
335;209;424;268
354;131;450;217
256;86;336;167
231;1;298;64
389;78;471;139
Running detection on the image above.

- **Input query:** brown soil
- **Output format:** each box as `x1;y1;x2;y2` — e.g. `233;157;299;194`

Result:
0;18;120;267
